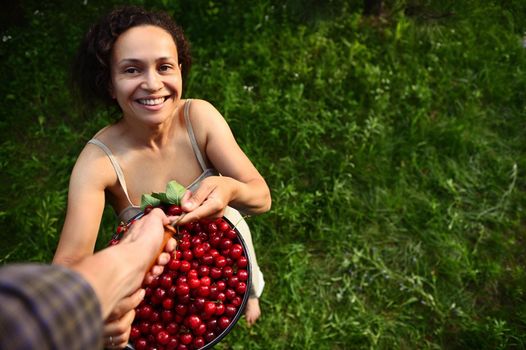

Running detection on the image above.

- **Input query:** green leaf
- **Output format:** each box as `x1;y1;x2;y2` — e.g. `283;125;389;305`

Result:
165;180;186;205
151;192;169;203
140;194;161;210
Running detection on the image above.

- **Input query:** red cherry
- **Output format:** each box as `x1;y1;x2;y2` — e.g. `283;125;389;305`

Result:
175;304;188;316
237;269;248;281
179;239;191;251
195;323;207;336
188;278;200;289
167;336;178;349
209;267;222;279
209;235;221;247
178;294;191;304
166;205;183;216
150;322;163;335
162;298;174;309
174;249;182;258
138;321;150;334
209;249;220;258
198;265;210;276
168;259;181;271
186;315;202;329
193;245;205;258
176;283;190;296
187;269;198;280
214;256;227;268
207;222;218;233
237;256;248;268
154;287;167;300
218;220;230;232
209;285;219;299
179;333;193;345
162;309;174;322
225;304;237;317
204;301;217;316
134;338;148;350
197;285;211;297
225;229;237;239
166;322;179;334
216;281;226;291
215;303;225;316
193;336;205;348
197;231;209;241
216;292;226;302
236;282;247;294
138;305;153;320
150;311;160;323
182;250;193;261
227;276;240;288
204;331;216;342
157;330;170;345
218;316;231;330
193;297;206;310
220;238;233;250
230;244;243;259
160;275;173;289
200;276;212;287
130;326;140;340
222;266;234;278
200;254;214;266
179;260;191;272
167;285;177;298
225;288;236;300
231;296;242;307
190;236;202;246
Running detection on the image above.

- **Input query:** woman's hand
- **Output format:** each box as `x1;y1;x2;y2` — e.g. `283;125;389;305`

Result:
179;176;236;224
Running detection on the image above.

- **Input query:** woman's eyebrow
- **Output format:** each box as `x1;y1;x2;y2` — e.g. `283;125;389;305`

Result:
117;57;177;65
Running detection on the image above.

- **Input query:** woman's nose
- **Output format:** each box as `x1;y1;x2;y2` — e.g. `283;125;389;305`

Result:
142;70;163;91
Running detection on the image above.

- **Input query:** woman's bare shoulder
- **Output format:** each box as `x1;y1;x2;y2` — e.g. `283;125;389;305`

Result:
187;98;229;131
72;137;119;190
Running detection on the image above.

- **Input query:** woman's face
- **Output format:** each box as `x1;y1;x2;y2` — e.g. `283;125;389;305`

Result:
110;25;182;125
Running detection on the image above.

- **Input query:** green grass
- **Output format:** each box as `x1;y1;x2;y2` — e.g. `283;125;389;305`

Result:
1;0;525;348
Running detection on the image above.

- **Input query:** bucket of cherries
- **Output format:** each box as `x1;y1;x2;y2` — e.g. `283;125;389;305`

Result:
109;181;251;350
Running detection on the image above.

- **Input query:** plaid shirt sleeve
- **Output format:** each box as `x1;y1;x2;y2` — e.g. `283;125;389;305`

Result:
0;264;103;350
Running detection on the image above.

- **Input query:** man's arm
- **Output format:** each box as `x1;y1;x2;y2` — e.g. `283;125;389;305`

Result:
0;209;176;350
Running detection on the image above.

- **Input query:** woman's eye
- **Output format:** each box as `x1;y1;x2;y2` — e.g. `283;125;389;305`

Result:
159;65;172;72
124;67;139;74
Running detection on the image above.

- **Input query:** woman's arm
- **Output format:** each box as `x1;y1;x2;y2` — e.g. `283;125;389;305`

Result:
180;99;271;223
53;144;116;266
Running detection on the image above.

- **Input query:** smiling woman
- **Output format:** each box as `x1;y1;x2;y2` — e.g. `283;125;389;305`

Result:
52;5;271;349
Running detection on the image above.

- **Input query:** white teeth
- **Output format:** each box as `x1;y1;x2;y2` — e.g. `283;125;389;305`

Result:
138;97;165;105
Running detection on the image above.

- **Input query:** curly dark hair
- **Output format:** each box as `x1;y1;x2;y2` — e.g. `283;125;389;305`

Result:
72;5;191;109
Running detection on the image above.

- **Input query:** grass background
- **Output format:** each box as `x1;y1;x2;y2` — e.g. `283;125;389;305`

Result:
1;0;525;348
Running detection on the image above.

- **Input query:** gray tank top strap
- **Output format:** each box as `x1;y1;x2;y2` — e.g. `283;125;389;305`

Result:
87;139;135;207
184;99;208;172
